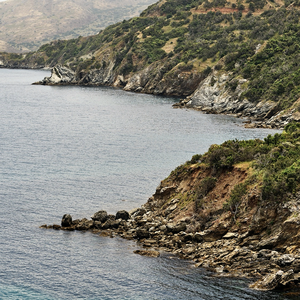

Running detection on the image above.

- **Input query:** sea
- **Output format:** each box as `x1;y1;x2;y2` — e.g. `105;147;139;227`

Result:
0;68;296;299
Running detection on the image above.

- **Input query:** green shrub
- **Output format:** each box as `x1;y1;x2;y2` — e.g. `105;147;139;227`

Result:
224;181;249;213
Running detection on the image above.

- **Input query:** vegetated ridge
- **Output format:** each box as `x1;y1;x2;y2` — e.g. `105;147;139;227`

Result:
43;122;300;291
2;0;300;127
0;0;155;52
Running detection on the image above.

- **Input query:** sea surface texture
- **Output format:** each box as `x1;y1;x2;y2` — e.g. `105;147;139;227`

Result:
0;69;294;299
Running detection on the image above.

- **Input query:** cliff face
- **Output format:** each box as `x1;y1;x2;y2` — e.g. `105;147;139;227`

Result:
185;71;276;119
175;69;300;129
38;60;203;97
147;161;297;252
122;61;203;96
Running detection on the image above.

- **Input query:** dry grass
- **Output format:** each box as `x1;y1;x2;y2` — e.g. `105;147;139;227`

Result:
162;38;178;53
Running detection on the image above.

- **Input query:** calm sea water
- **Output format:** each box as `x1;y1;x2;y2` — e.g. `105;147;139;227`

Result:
0;69;296;299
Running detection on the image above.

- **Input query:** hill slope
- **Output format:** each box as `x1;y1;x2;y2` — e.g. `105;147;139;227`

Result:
0;0;155;52
2;0;300;127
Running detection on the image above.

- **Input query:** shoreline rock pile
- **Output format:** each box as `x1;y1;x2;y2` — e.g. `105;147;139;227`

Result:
41;206;300;292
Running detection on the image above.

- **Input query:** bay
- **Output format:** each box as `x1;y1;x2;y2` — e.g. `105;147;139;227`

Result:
0;69;294;299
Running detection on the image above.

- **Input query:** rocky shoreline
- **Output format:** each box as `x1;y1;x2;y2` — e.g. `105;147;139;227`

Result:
173;99;299;130
39;135;300;294
41;204;300;292
0;62;298;129
36;65;300;130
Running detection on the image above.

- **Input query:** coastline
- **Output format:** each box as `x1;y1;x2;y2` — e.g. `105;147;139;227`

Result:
0;63;298;130
41;202;300;292
36;65;300;130
41;160;300;292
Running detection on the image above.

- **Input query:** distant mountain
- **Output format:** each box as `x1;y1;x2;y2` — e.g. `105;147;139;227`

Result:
0;0;156;52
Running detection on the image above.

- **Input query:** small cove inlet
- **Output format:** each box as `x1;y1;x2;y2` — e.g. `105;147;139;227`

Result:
0;68;295;299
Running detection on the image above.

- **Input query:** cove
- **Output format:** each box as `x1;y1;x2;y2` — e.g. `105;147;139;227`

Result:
0;68;295;299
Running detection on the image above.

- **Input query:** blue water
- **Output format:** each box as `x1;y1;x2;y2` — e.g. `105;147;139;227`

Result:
0;69;295;299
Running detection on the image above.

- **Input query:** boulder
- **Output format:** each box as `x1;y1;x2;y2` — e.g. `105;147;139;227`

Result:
135;228;150;239
166;222;187;234
91;210;108;223
129;207;146;217
61;214;72;227
250;270;295;290
194;232;204;242
159;225;167;232
102;218;119;229
75;218;94;230
274;254;295;266
116;210;129;221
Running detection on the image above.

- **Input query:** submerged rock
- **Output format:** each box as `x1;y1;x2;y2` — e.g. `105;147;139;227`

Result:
133;249;160;257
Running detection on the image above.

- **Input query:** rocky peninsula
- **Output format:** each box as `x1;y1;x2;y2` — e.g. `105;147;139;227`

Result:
41;123;300;293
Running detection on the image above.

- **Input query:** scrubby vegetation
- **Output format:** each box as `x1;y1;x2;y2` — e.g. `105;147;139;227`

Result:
3;0;300;110
204;123;300;201
169;123;300;219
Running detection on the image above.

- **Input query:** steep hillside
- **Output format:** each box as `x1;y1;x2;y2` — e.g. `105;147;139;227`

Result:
0;0;155;52
2;0;300;126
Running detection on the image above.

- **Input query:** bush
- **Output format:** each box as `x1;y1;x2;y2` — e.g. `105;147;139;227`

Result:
194;177;217;212
224;181;249;213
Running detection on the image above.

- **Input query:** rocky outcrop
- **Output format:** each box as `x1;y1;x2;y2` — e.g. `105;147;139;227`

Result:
46;154;300;291
61;214;72;227
41;198;300;291
37;59;202;97
39;65;76;84
41;172;300;292
123;61;203;96
171;69;300;129
173;70;280;126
